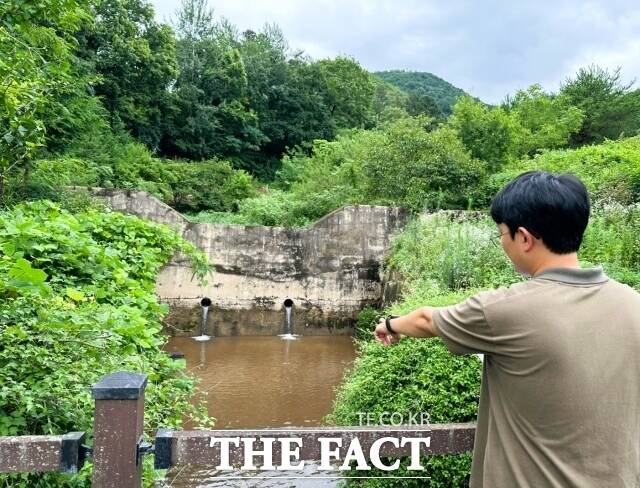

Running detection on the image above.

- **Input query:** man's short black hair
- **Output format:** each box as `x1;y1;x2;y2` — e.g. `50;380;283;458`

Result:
490;171;590;254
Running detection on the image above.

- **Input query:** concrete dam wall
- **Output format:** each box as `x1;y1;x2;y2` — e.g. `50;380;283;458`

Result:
89;188;409;335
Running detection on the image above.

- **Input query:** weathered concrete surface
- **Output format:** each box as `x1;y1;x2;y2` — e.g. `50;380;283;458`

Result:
0;435;62;473
85;187;189;233
87;188;409;335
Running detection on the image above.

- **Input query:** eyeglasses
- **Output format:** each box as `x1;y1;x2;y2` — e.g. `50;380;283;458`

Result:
491;230;509;247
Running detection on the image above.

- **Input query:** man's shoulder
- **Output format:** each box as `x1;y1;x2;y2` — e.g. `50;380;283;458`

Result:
470;279;550;310
473;274;640;313
603;277;640;302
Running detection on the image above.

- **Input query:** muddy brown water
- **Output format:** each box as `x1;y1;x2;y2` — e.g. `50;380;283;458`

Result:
159;335;357;487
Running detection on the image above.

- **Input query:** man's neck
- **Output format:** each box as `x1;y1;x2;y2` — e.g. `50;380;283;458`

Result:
531;253;580;277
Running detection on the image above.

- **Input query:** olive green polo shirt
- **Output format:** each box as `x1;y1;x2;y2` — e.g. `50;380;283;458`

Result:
432;266;640;487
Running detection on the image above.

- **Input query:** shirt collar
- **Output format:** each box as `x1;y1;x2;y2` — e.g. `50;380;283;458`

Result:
533;266;609;285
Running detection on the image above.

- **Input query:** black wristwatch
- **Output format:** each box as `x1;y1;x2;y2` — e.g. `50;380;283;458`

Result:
385;315;399;334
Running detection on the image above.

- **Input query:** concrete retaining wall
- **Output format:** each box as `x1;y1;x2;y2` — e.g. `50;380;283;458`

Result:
87;188;409;335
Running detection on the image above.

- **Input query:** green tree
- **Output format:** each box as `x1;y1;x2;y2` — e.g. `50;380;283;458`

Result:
560;65;640;145
76;0;178;151
371;77;409;117
315;56;375;129
505;84;584;156
363;118;486;210
406;91;444;120
448;96;516;171
0;0;91;203
163;0;265;164
242;56;336;179
237;25;336;178
165;160;257;212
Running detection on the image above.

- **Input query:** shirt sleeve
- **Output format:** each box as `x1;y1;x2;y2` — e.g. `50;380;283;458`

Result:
432;290;500;356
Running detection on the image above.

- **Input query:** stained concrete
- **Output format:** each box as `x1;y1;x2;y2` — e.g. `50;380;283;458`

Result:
87;188;409;335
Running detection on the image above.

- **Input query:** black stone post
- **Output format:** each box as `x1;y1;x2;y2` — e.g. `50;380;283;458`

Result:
92;372;147;488
60;431;86;473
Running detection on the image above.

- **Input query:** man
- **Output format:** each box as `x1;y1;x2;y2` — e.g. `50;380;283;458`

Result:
374;171;640;487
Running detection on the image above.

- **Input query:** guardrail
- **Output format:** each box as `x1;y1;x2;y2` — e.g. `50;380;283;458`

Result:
0;371;476;487
0;432;86;474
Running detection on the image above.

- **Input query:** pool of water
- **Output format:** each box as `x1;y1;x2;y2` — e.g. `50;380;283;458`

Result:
160;335;357;487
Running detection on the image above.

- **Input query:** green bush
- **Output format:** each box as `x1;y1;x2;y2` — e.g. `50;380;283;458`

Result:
328;305;481;487
187;210;253;225
60;134;175;201
495;136;640;204
580;202;640;287
388;213;521;291
0;201;213;487
448;95;516;171
26;140;258;214
362;121;486;211
31;158;100;188
165;160;257;213
237;189;311;227
238;116;486;227
355;305;380;341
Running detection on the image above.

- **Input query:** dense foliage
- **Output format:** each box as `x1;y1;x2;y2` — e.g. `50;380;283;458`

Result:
190;106;640;228
190;116;486;226
0;0;414;200
560;65;640;146
449;87;584;172
3;0;639;214
477;136;640;208
0;0;91;203
0;201;213;487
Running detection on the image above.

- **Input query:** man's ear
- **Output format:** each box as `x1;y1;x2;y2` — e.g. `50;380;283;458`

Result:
517;226;536;252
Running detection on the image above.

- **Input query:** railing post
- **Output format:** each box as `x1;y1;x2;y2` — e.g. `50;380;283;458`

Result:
92;372;147;488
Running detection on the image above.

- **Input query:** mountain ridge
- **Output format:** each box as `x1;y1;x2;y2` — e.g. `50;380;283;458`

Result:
374;70;472;115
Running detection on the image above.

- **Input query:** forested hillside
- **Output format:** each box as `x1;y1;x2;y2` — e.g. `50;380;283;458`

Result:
375;70;470;115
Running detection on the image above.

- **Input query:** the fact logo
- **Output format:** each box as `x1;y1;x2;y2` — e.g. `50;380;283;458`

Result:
209;436;431;471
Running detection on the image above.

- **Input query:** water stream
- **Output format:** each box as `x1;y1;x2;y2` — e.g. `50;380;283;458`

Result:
193;298;212;342
161;335;356;487
280;301;297;340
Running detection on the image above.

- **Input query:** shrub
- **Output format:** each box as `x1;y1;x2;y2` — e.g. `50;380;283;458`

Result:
329;300;481;487
165;160;257;213
387;213;520;291
355;306;380;341
448;95;516;172
31;157;100;188
262;116;486;227
237;189;310;227
187;210;253;225
362;120;486;211
580;202;640;287
0;201;213;487
495;136;640;204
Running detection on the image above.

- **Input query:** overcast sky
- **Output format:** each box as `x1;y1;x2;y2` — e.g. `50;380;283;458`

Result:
149;0;640;104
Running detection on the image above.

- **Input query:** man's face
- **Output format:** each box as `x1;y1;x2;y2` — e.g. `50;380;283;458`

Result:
497;223;531;276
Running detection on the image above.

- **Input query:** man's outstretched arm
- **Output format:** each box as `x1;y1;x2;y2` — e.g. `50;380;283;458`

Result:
374;307;438;345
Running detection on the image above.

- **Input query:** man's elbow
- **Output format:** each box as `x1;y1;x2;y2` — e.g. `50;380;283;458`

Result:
419;307;438;338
